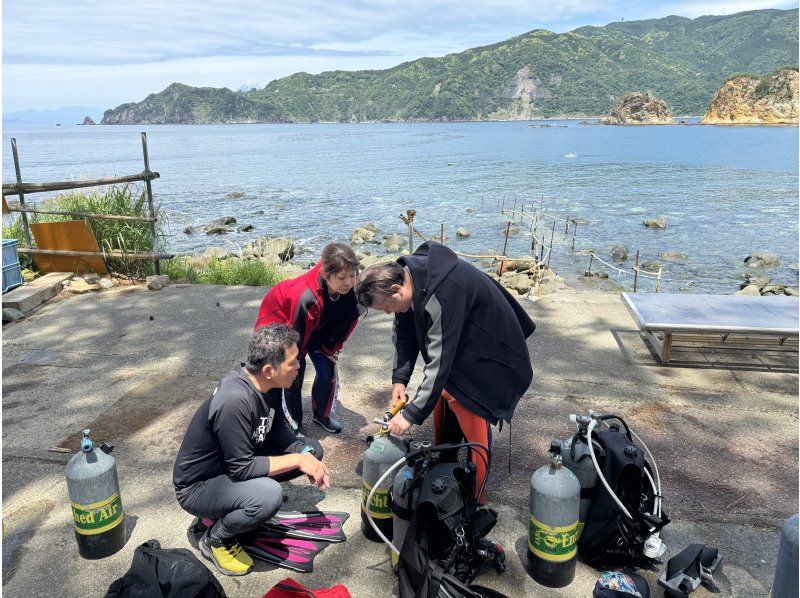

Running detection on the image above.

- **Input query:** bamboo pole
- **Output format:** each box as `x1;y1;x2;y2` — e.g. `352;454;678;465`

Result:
440;223;445;245
5;205;157;222
10;139;32;245
141;132;160;274
587;254;594;274
564;215;570;235
546;221;555;270
2;171;160;196
17;247;174;260
633;250;640;292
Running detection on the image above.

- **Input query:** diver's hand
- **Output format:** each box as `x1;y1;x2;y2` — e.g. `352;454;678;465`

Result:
298;453;330;489
391;383;406;408
387;411;412;436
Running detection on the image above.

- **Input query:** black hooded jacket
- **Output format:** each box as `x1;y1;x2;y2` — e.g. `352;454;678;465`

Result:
393;242;534;426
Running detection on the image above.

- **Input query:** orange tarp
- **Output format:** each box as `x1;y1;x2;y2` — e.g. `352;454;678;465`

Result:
30;220;107;275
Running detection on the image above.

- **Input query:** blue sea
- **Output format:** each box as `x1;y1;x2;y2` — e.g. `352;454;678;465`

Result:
2;120;798;294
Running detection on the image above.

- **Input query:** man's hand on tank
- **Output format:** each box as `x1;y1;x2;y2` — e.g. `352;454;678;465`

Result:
391;383;406;407
387;411;412;436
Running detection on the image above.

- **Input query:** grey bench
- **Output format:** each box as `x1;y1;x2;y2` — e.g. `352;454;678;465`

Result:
621;292;799;363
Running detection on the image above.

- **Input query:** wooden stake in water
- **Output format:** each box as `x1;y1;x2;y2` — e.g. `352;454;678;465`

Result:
499;221;512;275
588;254;594;274
546;221;555;270
440;223;445;245
564;216;570;236
571;221;578;252
633;250;640;293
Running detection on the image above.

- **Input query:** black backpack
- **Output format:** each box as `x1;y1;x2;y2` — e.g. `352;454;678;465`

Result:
578;419;669;568
105;539;227;598
397;460;507;598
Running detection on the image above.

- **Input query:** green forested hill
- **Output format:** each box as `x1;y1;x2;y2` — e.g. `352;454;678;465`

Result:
101;8;798;124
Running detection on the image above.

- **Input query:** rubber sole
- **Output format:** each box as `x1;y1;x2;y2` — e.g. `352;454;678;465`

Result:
312;418;342;433
199;536;252;577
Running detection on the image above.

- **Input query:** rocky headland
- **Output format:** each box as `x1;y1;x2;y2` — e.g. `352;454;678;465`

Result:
701;67;799;125
599;92;673;125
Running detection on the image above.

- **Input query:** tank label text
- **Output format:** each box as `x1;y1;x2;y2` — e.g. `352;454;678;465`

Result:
528;515;578;562
362;481;391;519
71;493;124;535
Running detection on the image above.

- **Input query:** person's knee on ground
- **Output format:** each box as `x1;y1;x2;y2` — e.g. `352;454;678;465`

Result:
210;477;284;540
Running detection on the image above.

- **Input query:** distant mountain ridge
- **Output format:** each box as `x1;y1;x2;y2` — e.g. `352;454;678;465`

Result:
101;8;798;124
4;106;104;124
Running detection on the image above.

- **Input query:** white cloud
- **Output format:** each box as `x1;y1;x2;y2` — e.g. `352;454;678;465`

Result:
2;0;796;111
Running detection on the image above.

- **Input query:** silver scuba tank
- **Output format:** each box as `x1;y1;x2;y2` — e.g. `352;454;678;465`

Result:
771;513;798;598
361;433;406;542
558;414;601;539
65;429;126;559
528;441;581;588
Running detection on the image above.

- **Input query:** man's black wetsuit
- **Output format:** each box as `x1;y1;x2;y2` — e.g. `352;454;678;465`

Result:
173;366;322;538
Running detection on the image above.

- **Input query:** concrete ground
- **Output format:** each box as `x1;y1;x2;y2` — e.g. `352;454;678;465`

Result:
2;284;797;598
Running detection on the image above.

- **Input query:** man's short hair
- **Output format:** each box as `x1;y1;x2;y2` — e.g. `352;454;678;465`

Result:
246;324;300;373
355;262;405;307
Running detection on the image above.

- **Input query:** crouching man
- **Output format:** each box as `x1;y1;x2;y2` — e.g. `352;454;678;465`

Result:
173;324;330;576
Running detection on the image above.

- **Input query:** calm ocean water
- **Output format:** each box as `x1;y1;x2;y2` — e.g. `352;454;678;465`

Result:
2;121;798;294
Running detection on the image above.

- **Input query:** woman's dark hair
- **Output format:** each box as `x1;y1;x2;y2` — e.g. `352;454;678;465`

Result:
355;262;405;307
321;242;359;277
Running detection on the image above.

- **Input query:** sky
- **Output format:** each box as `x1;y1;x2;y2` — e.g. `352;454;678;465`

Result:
3;0;798;114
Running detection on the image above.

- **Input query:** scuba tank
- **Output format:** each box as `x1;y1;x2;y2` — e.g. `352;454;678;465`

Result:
361;433;406;542
65;429;126;559
361;398;408;542
528;441;580;588
390;440;429;568
771;514;798;598
558;414;601;539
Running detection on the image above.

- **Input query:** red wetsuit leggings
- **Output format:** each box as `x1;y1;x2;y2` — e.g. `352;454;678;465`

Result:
433;389;491;505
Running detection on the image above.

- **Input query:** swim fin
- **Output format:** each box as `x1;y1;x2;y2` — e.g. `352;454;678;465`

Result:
259;511;350;543
240;533;329;573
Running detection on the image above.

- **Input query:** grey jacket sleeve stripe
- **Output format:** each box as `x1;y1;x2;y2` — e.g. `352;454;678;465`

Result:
407;295;445;421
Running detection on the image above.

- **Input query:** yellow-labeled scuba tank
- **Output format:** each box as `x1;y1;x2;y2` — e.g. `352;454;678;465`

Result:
361;433;406;542
528;441;580;588
66;429;126;559
361;397;408;542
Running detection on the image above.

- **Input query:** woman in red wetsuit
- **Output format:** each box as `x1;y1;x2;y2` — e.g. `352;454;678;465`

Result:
255;242;363;433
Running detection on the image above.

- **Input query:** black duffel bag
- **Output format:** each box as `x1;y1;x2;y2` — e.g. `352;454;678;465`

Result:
105;539;226;598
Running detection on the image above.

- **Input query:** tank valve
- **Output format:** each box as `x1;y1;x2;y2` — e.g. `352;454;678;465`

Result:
80;429;94;453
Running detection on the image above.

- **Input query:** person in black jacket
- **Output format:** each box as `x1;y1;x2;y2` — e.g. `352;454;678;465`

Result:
173;324;330;576
355;241;534;504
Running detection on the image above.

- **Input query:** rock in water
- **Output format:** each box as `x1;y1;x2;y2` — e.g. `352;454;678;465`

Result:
736;284;761;296
456;227;471;239
744;252;780;268
643;215;667;229
80;116;96;125
600;92;673;124
701;68;799;125
659;252;688;262
610;244;629;262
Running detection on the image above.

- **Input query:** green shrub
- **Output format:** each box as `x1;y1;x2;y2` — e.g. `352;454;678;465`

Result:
163;256;282;286
2;185;165;278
